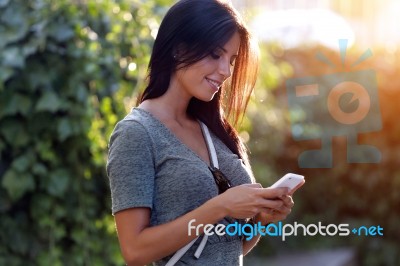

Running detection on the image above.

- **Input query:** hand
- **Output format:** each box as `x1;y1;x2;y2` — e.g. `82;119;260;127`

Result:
254;177;304;224
216;183;289;220
254;194;294;224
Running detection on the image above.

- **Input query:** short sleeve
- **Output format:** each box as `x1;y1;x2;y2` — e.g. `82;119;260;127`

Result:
106;120;155;215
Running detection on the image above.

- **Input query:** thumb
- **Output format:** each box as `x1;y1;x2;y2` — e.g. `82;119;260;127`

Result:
243;183;263;188
262;187;289;198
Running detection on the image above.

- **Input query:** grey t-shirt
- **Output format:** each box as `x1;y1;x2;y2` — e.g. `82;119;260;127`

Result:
106;108;254;265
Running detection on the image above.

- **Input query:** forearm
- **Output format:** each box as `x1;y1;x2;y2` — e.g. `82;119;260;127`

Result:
117;184;290;265
124;197;227;265
242;234;261;256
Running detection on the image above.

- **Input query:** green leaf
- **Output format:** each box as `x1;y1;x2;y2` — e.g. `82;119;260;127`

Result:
11;151;35;173
0;3;29;47
0;47;25;68
48;23;75;42
32;163;48;176
1;169;35;201
35;140;56;163
0;93;31;118
47;169;69;197
22;34;45;57
35;91;62;112
0;66;14;83
0;0;10;8
0;119;30;147
57;118;73;141
75;84;88;103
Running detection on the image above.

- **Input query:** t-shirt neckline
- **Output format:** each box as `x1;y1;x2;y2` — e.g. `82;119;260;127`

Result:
132;107;213;167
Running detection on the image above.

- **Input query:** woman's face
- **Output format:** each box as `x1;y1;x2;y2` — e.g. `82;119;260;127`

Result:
173;31;241;102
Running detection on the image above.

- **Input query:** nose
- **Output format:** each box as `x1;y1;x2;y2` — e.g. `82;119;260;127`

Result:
218;58;232;79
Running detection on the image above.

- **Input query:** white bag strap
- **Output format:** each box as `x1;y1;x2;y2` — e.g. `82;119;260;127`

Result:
165;237;199;266
165;121;217;265
199;121;219;168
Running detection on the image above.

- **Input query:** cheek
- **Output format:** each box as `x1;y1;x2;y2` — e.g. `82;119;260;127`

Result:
184;68;205;84
192;58;216;73
177;59;217;87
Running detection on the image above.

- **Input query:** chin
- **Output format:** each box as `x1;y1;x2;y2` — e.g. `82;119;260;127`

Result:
197;93;217;102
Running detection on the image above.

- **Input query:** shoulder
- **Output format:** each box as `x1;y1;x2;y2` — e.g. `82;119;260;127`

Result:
110;108;156;140
107;109;158;172
108;108;160;153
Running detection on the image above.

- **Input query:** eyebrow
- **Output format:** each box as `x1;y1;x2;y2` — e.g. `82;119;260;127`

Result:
218;46;238;57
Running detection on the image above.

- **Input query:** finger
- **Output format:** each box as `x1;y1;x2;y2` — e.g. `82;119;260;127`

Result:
268;199;291;212
259;187;289;199
258;208;274;215
243;183;263;188
258;198;284;210
254;209;274;221
271;213;288;221
281;195;294;207
272;206;291;216
286;200;294;208
280;206;292;215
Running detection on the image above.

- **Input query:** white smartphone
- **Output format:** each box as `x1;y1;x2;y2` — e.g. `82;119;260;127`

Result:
270;173;305;192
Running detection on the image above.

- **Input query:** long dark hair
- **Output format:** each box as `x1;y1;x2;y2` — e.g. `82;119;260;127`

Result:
139;0;259;166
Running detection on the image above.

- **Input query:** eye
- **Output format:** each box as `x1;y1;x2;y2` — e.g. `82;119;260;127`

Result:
210;51;221;60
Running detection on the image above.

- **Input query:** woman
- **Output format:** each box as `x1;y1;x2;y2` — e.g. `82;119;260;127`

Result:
107;0;301;265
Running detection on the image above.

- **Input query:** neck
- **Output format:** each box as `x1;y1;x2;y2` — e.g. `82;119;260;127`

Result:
140;75;193;124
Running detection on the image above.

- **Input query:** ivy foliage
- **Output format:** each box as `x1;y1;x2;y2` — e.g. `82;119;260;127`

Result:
0;0;169;264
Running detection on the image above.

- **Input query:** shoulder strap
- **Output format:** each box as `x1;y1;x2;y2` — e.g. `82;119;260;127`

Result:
199;121;219;168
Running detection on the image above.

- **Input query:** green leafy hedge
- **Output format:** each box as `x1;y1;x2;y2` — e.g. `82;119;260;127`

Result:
0;0;169;264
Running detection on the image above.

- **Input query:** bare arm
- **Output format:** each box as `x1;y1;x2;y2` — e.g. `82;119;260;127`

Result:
115;196;226;266
243;234;261;256
115;184;288;265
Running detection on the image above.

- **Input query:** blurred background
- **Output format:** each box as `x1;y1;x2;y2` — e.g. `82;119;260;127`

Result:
0;0;399;265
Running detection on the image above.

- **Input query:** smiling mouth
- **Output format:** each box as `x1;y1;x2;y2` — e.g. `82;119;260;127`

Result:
206;78;222;90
